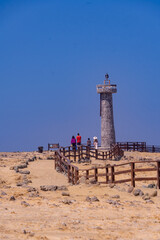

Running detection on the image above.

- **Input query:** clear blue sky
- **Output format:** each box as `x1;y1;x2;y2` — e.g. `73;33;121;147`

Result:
0;0;160;151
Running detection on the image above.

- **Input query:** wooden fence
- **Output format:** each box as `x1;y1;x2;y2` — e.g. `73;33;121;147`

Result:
145;145;160;153
80;161;160;189
116;142;146;152
117;142;160;153
54;145;160;188
58;144;124;162
55;150;79;184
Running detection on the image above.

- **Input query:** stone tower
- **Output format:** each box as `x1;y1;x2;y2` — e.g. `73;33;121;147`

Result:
97;74;117;149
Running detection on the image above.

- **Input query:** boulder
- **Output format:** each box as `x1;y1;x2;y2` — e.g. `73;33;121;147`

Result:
40;185;57;191
1;191;7;196
28;158;34;162
148;184;156;189
13;166;19;172
10;196;15;201
28;192;39;198
17;164;27;169
142;194;150;200
86;196;91;202
16;183;24;187
62;199;72;205
89;179;97;184
146;199;154;204
21;201;30;207
62;192;70;196
133;189;144;196
106;199;121;205
86;196;99;202
27;187;38;192
91;196;99;202
57;186;68;191
111;195;120;199
19;170;30;175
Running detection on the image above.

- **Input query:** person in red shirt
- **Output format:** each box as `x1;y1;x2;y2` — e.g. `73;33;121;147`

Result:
76;133;81;146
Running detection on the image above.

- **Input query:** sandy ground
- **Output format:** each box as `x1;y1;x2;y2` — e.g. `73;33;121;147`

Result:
0;151;160;240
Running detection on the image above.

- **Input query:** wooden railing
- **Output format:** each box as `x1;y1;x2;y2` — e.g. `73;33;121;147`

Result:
59;144;124;162
54;144;123;184
55;150;79;185
145;145;160;153
116;142;146;152
55;147;160;188
54;145;160;188
80;161;160;189
116;142;160;153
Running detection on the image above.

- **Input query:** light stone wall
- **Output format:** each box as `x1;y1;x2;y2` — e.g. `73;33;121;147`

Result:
100;93;116;148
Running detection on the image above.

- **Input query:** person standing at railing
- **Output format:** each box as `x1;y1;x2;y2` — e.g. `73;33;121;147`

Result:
93;136;98;149
76;133;81;147
87;138;91;147
71;136;76;150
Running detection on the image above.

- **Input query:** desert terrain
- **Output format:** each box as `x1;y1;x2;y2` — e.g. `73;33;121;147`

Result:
0;150;160;240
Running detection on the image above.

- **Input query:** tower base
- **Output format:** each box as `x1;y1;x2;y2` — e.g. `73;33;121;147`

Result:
98;146;111;151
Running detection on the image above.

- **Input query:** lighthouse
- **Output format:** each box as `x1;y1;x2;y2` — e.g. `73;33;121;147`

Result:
96;74;117;149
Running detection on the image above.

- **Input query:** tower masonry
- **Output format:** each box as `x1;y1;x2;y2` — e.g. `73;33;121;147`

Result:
96;74;117;149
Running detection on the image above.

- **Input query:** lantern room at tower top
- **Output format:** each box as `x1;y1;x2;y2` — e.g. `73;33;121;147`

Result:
96;73;117;94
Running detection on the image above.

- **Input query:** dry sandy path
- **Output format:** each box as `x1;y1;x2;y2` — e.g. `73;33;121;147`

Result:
28;159;68;187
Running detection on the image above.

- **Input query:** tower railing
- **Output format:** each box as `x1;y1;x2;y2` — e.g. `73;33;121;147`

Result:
96;84;117;93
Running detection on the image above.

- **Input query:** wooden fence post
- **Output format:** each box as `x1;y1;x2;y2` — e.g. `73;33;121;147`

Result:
78;147;80;161
75;169;79;184
87;146;90;159
152;145;155;153
86;170;89;180
81;145;83;159
144;142;147;152
54;151;57;169
68;165;71;182
106;166;109;183
86;146;88;159
137;142;139;151
113;148;116;159
127;142;129;151
94;168;98;182
131;162;135;187
102;152;104;160
157;161;160;189
74;148;76;162
111;166;115;183
133;143;135;151
95;149;98;159
59;156;62;172
63;147;65;156
72;166;74;184
142;143;144;152
68;147;70;160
